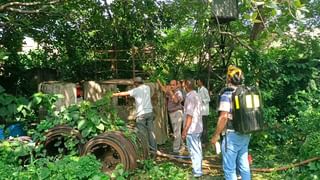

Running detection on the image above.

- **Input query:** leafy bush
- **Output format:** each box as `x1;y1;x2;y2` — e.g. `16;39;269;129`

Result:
300;132;320;159
133;160;189;180
0;85;33;125
33;93;127;141
0;140;34;166
0;154;109;180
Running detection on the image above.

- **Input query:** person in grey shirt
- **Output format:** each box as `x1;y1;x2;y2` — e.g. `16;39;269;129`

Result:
182;79;203;178
158;79;184;154
113;77;157;152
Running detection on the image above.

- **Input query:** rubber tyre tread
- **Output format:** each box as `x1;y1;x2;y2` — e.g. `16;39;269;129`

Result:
102;132;138;169
81;137;131;171
44;125;83;154
82;131;137;170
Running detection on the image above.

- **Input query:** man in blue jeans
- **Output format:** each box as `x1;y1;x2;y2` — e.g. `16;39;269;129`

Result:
181;79;203;178
211;66;251;180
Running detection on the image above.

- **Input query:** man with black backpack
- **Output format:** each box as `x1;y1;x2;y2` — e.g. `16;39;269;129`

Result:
211;65;251;180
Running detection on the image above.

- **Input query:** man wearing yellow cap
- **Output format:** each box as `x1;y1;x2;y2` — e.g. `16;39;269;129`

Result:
211;65;251;180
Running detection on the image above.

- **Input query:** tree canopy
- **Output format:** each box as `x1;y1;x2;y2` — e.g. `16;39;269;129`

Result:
0;0;320;178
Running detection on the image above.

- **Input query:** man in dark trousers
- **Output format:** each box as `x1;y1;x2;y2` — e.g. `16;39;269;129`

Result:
113;77;157;152
196;78;210;146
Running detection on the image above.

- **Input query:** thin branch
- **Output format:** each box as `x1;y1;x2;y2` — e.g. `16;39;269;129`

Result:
0;0;60;13
103;0;113;20
250;4;267;41
0;2;42;10
220;31;253;51
287;0;299;20
6;7;42;14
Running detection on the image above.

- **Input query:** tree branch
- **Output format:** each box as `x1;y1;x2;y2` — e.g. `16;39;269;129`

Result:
219;31;253;51
6;7;42;14
103;0;113;20
250;5;266;41
0;0;60;13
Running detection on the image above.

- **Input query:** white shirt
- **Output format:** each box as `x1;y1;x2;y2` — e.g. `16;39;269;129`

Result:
197;86;210;116
128;84;153;117
184;90;203;134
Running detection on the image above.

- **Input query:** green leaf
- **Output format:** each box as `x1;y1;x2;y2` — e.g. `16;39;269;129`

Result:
81;128;91;137
33;96;42;105
3;95;14;105
96;123;104;131
252;12;258;20
308;162;318;171
0;107;7;117
243;13;251;20
91;116;100;125
0;85;5;94
21;109;27;117
294;0;302;8
253;19;262;23
271;9;277;17
7;104;17;115
17;104;24;112
78;119;86;130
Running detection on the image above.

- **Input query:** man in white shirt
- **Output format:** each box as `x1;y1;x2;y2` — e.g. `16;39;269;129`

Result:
113;77;157;152
197;79;210;145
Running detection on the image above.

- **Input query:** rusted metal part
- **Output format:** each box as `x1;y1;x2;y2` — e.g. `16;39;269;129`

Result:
81;131;139;173
44;125;83;156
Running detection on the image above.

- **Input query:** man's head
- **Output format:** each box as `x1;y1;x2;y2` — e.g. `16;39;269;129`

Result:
196;79;204;87
169;80;178;91
227;65;244;86
184;79;195;92
133;77;144;86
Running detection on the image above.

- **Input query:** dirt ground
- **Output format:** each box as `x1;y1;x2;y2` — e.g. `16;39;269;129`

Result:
155;136;225;179
155;137;271;180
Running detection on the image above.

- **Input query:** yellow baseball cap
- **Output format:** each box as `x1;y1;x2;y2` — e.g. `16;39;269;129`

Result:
227;65;242;78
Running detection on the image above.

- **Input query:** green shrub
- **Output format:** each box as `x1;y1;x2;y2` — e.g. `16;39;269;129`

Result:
7;155;109;180
300;132;320;159
133;160;189;180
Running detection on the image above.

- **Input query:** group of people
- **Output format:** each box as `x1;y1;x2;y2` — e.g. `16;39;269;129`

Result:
112;65;251;179
157;78;209;177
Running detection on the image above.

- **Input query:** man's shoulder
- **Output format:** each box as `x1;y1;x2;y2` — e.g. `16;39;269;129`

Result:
138;84;149;90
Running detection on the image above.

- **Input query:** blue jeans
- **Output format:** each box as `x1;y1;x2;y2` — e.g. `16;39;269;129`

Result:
136;112;157;151
186;133;202;176
222;131;251;180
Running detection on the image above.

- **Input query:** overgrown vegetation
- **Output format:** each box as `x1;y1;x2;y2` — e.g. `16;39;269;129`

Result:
1;0;320;178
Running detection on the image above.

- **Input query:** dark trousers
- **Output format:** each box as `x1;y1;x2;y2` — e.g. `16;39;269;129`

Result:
136;112;157;151
201;115;209;144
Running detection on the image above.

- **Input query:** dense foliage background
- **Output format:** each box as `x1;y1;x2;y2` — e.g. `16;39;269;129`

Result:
1;0;320;178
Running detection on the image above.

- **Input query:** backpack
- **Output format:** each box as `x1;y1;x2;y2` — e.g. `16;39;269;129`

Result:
231;85;264;133
219;85;264;133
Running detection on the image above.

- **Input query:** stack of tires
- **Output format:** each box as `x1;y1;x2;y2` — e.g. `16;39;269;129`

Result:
43;126;149;173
